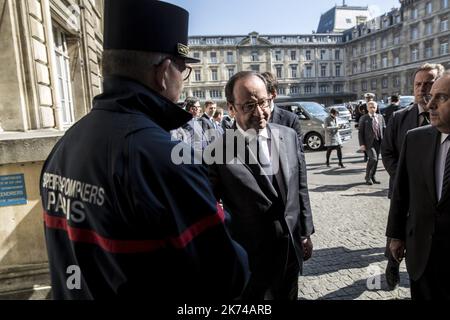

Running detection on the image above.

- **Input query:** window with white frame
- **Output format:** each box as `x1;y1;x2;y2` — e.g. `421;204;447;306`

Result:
193;52;201;60
305;65;312;78
425;43;433;58
443;0;449;9
290;50;297;61
382;37;388;48
440;41;449;55
411;8;418;19
394;76;400;88
370;56;377;70
227;67;235;80
411;46;419;61
426;2;433;14
361;81;367;91
305;50;311;60
251;51;259;62
275;50;282;61
250;65;260;72
290;86;300;95
382;54;388;68
352;63;358;74
334;84;343;93
361;60;367;72
335;64;341;77
335;49;340;60
352;82;357;92
441;18;449;32
209;90;222;99
53;26;74;126
411;26;419;40
193;90;205;99
371;79;377;90
226;51;234;64
291;65;298;78
320;50;326;60
394;33;401;45
276;65;283;78
210;52;218;63
304;85;312;94
371;39;376;50
394;54;400;65
319;84;328;93
321;65;327;77
425;21;433;35
382;78;388;88
194;69;202;82
277;87;286;95
211;68;218;81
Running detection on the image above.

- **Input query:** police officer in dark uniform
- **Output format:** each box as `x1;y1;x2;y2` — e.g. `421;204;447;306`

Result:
40;0;248;300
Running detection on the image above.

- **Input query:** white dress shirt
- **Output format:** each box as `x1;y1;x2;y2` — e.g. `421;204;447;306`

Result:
236;123;272;173
435;133;450;201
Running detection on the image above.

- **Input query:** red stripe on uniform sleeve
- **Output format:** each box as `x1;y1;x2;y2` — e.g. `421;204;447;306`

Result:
43;203;225;254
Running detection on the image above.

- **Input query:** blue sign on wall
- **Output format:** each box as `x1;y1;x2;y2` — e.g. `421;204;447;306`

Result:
0;174;28;207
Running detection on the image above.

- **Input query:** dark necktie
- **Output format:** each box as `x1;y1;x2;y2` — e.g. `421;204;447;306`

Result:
441;137;450;198
419;112;430;126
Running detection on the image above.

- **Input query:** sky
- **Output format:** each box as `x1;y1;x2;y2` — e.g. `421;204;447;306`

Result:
164;0;401;36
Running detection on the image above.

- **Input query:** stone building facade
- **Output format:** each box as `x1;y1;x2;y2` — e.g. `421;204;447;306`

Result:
1;0;450;299
0;0;103;298
345;0;450;102
185;32;354;107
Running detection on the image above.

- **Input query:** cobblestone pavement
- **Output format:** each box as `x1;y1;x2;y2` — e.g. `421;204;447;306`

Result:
298;127;411;300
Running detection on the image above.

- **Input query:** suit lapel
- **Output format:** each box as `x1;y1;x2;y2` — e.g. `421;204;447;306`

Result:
269;125;288;205
230;128;278;200
424;128;440;206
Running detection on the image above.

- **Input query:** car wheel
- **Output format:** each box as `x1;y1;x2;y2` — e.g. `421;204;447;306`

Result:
305;132;323;151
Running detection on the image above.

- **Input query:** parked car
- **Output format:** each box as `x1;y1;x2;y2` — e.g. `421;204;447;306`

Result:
399;95;414;108
276;101;352;151
325;105;352;122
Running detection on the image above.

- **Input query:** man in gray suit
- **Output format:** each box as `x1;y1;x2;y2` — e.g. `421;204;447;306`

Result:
208;71;314;300
359;101;386;185
381;63;444;289
387;71;450;299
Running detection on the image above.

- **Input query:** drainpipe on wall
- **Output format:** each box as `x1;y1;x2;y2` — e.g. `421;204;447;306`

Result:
78;0;93;108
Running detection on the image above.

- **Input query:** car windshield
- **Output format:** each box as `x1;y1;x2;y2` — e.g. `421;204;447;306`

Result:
331;106;348;112
301;102;328;117
400;96;414;106
377;102;387;110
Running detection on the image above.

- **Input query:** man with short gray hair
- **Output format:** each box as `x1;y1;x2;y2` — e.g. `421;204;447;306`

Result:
381;62;444;290
40;0;248;300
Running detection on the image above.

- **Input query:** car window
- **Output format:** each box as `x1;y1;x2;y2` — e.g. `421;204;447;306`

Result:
300;102;328;117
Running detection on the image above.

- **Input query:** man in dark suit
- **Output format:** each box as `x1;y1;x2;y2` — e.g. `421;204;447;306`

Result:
221;106;235;131
382;94;400;125
261;71;313;278
381;63;444;289
359;101;386;185
386;71;450;299
208;71;314;300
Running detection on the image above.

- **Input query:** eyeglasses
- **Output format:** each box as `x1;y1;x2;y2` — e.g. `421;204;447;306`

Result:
233;98;273;114
157;57;192;81
423;93;449;105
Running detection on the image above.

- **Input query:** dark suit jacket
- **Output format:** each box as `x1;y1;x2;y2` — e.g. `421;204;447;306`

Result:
358;113;385;148
221;116;234;131
270;105;312;231
382;103;400;125
386;126;450;281
381;104;419;178
270;105;303;144
199;113;217;143
208;123;314;276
